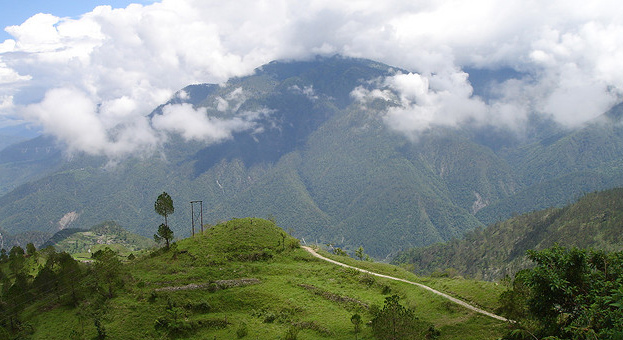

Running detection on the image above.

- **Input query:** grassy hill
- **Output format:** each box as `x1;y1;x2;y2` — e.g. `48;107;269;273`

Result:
392;187;623;280
3;218;507;339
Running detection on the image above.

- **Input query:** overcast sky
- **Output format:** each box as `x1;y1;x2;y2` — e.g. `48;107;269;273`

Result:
1;0;622;158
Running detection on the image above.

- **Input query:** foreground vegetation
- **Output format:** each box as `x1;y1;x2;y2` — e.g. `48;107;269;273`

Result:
0;218;507;339
498;245;623;339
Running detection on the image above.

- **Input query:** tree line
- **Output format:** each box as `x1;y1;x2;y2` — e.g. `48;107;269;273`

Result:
0;242;124;338
0;192;178;338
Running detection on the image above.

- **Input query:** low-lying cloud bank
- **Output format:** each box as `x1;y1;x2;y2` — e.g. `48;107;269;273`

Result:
1;0;622;158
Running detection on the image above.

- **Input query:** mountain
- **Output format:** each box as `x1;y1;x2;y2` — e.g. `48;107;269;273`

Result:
392;187;623;280
476;103;623;225
1;56;623;258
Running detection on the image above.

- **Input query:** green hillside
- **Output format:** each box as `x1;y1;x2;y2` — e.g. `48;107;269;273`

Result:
0;218;507;339
393;187;623;280
477;104;623;225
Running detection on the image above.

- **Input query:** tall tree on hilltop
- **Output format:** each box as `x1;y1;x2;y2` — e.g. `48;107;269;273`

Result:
154;192;174;227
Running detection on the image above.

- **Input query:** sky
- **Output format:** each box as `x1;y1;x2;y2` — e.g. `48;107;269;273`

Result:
0;0;156;41
1;0;622;159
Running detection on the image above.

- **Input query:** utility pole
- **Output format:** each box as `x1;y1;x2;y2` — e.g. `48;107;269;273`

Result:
190;201;203;236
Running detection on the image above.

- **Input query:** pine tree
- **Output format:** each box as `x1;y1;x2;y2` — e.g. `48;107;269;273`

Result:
154;192;174;227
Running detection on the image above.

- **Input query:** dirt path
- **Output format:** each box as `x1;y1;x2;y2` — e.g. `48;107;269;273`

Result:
301;246;508;322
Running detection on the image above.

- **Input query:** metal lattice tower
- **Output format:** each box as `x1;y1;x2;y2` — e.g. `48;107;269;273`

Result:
190;201;203;236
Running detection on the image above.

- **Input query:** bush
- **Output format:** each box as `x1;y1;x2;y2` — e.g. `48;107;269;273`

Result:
284;325;299;340
333;247;348;256
236;322;248;338
263;311;277;323
286;238;300;250
371;295;433;340
187;300;211;313
359;273;376;286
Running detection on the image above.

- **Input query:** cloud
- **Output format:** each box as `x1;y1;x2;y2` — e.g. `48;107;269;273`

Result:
215;87;246;113
152;103;256;142
0;95;14;112
23;88;109;155
23;87;159;157
353;71;491;136
0;0;622;156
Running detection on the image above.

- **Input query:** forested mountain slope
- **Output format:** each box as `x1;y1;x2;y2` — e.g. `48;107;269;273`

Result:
393;188;623;280
1;56;623;258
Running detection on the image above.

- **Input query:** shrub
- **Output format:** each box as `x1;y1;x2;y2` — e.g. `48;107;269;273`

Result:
286;238;300;250
236;322;248;338
333;247;348;256
188;300;211;313
284;325;299;340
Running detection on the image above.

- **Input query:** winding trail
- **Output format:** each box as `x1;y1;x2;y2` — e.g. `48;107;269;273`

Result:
302;246;508;322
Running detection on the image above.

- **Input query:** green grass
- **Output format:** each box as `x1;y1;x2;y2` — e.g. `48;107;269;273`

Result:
16;218;507;339
312;247;506;312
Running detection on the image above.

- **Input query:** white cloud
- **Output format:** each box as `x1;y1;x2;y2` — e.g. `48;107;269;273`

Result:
214;87;246;113
0;95;14;112
22;87;160;158
0;0;621;155
0;60;30;85
23;88;108;155
356;71;490;136
152;103;255;142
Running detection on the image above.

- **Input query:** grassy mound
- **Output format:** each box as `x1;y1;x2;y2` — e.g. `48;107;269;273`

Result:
176;217;300;263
